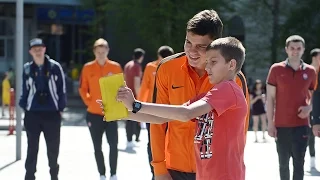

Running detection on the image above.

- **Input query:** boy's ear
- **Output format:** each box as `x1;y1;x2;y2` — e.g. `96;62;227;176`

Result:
229;59;237;71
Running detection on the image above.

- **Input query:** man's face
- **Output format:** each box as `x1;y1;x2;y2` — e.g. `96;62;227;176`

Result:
94;46;109;61
285;41;305;60
184;31;212;69
29;46;46;59
205;49;235;84
137;56;144;64
313;54;320;65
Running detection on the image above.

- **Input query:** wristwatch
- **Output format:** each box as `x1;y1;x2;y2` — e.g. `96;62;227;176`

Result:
132;101;142;113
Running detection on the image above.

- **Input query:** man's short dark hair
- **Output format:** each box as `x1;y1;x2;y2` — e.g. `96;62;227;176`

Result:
206;37;245;73
158;46;174;58
186;9;223;40
133;48;145;60
285;35;305;47
310;48;320;58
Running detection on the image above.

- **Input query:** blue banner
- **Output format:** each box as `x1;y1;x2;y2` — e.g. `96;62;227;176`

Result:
36;7;94;24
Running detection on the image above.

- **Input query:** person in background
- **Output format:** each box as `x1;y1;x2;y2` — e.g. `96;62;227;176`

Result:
250;79;267;142
124;48;145;148
20;38;66;180
267;35;317;180
79;38;122;180
2;72;11;117
138;45;174;180
309;48;320;168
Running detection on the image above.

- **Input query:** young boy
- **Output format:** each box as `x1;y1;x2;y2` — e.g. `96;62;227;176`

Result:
113;37;247;180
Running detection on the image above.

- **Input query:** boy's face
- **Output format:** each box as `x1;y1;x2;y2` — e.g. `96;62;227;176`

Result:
94;46;109;61
205;49;236;84
184;32;213;70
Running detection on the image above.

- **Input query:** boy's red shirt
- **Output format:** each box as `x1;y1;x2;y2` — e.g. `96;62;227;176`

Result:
188;80;247;180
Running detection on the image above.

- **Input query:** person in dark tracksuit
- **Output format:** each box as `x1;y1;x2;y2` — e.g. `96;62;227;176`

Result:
20;38;66;180
309;48;320;168
266;35;317;180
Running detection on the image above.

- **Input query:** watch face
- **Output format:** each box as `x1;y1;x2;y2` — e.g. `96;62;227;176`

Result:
134;102;141;108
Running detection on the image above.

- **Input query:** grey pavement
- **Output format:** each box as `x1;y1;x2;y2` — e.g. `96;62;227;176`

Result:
0;127;319;180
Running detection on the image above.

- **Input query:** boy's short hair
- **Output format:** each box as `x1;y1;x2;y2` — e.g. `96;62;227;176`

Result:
158;46;174;58
93;38;108;49
285;35;305;47
310;48;320;58
206;37;245;73
186;9;223;40
133;48;145;60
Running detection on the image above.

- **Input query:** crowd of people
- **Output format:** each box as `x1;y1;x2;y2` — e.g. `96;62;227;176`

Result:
10;8;320;180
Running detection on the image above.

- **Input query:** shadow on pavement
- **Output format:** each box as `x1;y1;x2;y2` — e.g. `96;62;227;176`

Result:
0;160;19;171
118;148;137;154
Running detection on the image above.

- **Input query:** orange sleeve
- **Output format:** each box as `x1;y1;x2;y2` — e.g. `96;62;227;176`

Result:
115;64;123;74
138;65;151;102
150;64;170;175
78;66;92;106
235;72;250;136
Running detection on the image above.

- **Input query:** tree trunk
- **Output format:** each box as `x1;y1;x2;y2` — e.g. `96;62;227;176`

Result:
271;0;280;63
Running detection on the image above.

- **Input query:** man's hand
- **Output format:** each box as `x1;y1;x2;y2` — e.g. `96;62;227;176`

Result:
117;86;136;110
268;122;277;139
155;174;173;180
313;124;320;137
298;105;312;119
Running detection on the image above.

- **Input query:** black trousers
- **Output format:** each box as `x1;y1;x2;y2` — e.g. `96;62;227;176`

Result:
276;126;309;180
125;120;141;142
168;169;196;180
86;112;118;176
146;123;154;180
24;111;61;180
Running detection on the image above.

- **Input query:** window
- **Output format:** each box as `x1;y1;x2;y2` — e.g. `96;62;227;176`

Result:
0;20;6;36
0;39;5;57
6;38;14;58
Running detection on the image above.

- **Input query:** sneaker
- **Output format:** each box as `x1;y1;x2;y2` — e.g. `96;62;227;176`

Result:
310;157;316;168
127;141;134;148
110;175;118;180
100;175;106;180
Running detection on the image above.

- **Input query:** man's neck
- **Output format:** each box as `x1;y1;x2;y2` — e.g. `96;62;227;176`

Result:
97;59;106;66
34;58;44;66
288;58;301;70
193;67;206;77
311;60;319;71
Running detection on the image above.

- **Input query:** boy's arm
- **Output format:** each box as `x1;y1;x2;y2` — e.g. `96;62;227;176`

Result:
127;111;170;124
266;65;277;137
139;100;212;121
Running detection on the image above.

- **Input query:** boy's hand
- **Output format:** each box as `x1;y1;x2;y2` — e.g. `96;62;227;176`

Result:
117;86;135;110
96;100;107;120
313;124;320;137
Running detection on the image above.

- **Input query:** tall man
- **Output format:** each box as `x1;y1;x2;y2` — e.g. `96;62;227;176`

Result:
20;38;66;180
124;48;145;148
138;46;174;180
267;35;317;180
79;38;122;180
150;10;250;180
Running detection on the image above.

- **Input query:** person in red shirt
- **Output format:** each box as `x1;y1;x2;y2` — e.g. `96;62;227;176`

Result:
266;35;317;180
124;48;145;148
115;37;247;180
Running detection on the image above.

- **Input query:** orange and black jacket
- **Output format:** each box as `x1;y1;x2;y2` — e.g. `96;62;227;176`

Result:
79;59;122;115
150;52;250;175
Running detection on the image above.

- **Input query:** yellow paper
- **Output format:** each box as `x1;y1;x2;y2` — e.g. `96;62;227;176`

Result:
99;73;128;121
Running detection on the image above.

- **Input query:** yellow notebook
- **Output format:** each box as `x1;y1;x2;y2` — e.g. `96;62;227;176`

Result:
99;73;128;121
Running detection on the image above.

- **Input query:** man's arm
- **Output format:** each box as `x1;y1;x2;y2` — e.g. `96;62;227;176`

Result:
127;111;170;124
150;64;170;176
56;63;67;111
266;84;276;125
133;65;142;95
78;66;91;106
138;65;151;102
19;65;29;110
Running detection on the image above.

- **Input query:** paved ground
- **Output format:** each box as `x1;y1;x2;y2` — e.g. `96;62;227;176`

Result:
0;126;319;180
